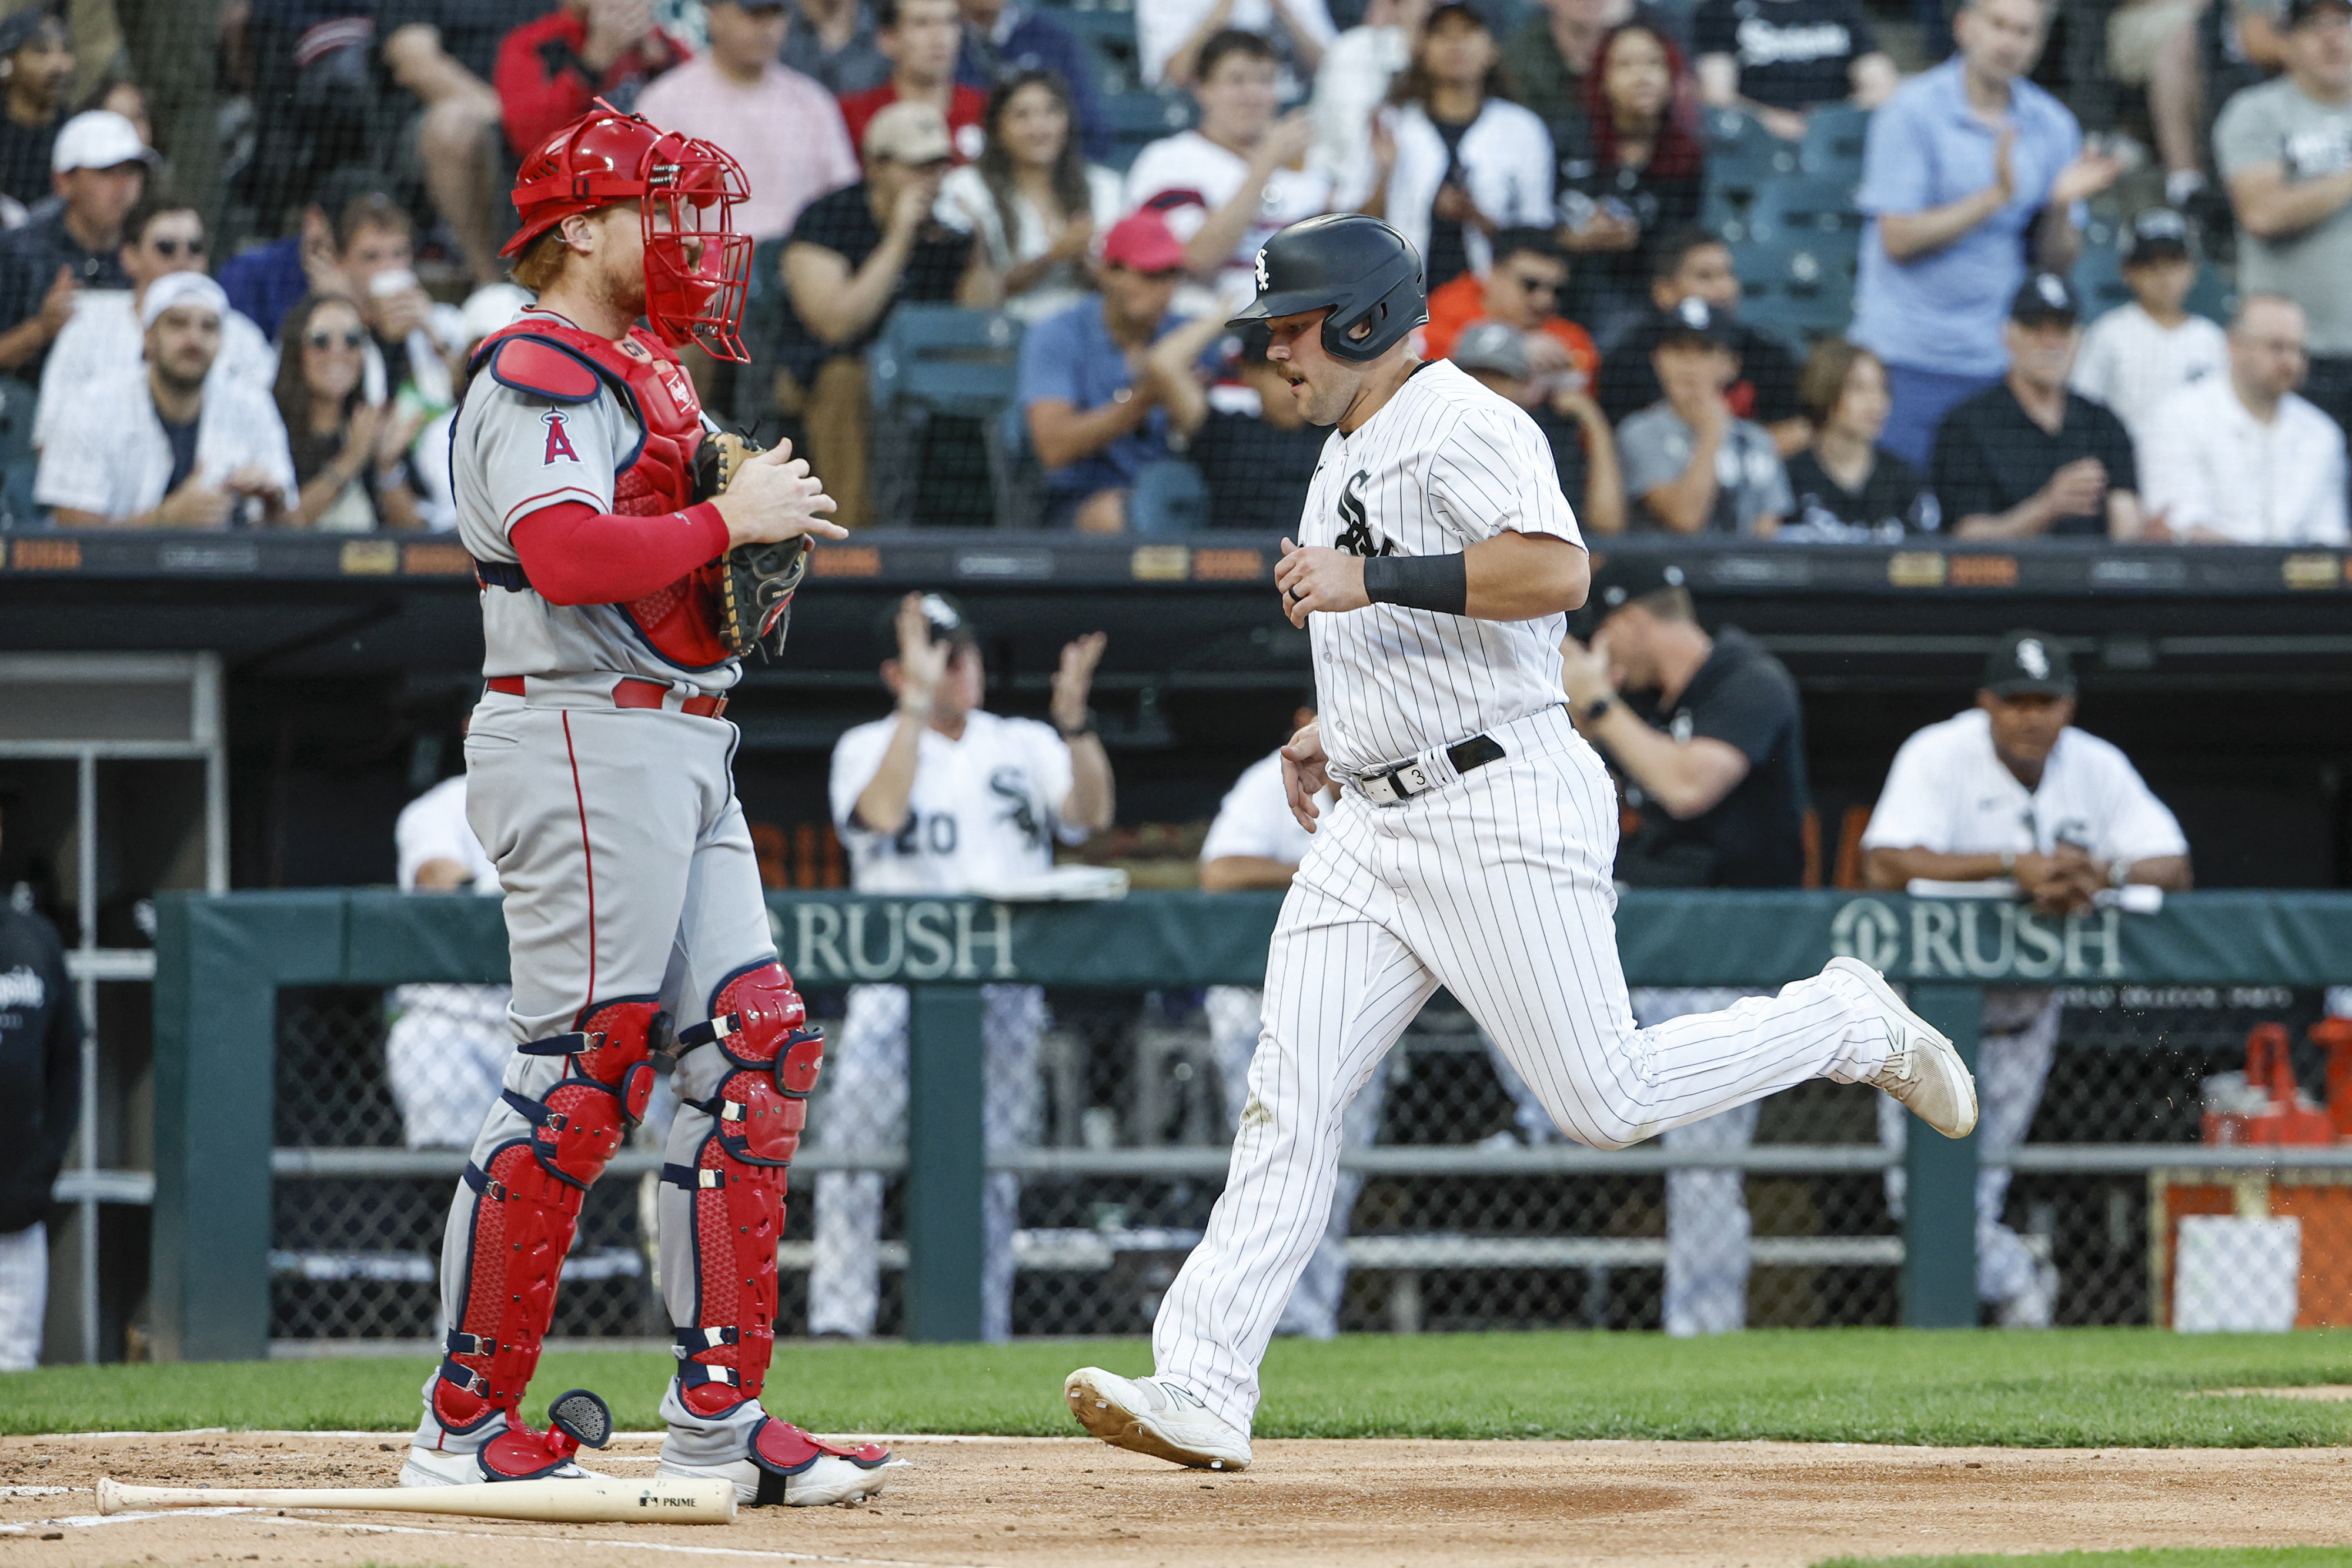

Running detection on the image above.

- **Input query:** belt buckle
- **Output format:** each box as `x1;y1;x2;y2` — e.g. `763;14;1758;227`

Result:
1363;759;1434;806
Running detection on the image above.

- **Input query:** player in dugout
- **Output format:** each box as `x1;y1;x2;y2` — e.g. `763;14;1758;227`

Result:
1862;631;2191;1325
409;102;891;1505
1556;553;1812;1335
810;591;1111;1342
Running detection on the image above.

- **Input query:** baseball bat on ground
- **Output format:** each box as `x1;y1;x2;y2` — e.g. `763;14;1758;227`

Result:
96;1475;737;1525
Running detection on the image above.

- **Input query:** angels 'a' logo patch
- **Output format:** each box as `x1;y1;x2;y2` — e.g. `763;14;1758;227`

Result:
542;410;580;465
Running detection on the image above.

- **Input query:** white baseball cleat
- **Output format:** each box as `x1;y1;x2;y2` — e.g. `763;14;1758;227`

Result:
1063;1367;1252;1471
1832;955;1979;1139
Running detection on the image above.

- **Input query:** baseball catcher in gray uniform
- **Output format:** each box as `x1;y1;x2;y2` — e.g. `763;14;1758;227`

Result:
399;101;891;1507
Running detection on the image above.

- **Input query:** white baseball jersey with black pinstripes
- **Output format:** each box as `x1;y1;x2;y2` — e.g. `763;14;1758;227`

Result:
1297;359;1585;778
1144;357;1902;1436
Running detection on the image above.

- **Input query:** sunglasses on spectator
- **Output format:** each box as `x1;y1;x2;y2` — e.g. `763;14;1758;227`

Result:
306;328;366;350
149;236;207;258
1511;274;1560;296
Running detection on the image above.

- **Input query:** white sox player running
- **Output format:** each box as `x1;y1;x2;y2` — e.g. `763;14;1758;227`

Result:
1064;214;1980;1471
409;104;893;1506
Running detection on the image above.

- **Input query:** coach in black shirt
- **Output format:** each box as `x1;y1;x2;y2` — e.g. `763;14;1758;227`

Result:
1931;273;2147;540
1559;554;1808;887
0;793;82;1369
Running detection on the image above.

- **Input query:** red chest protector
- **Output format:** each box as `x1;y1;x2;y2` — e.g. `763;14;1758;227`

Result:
470;317;734;671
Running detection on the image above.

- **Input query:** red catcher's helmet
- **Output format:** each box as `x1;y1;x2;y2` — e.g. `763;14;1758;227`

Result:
503;101;754;362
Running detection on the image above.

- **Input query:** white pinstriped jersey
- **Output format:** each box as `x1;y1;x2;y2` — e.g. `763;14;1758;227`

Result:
1299;359;1586;776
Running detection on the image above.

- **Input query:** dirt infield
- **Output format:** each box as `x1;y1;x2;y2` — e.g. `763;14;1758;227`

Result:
3;1430;2346;1567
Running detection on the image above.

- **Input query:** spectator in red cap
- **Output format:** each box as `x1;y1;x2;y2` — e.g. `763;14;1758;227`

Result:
1017;209;1226;531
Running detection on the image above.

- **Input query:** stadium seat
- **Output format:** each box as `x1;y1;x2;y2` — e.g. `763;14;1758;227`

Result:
1044;3;1143;95
868;305;1025;417
0;376;38;528
1130;459;1208;535
1105;91;1195;172
1702;108;1801;208
2186;266;2238;325
1744;173;1866;250
1733;240;1855;343
1798;104;1871;178
2071;242;2132;320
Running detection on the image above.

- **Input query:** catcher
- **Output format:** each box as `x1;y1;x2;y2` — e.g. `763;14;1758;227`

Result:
404;102;888;1506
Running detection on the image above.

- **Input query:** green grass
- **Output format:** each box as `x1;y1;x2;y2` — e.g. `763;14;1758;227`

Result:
4;1329;2350;1446
1816;1552;2352;1567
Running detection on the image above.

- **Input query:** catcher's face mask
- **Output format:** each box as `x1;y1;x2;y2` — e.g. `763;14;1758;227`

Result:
503;101;757;363
639;135;754;363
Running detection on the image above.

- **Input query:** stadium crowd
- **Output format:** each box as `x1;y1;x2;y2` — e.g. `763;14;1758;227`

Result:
0;0;2341;541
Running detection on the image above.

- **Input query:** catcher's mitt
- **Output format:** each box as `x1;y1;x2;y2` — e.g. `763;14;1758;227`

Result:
694;430;813;661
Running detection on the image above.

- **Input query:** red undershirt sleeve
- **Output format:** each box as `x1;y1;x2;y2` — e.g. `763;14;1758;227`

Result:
509;500;733;607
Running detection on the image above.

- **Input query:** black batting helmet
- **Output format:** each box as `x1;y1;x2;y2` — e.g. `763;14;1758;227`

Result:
1226;214;1426;365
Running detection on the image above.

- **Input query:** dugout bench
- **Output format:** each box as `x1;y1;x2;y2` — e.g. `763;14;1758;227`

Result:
148;889;2352;1359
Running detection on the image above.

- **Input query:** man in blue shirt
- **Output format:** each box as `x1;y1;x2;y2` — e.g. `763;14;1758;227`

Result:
1850;0;2121;466
1018;209;1218;530
954;0;1111;161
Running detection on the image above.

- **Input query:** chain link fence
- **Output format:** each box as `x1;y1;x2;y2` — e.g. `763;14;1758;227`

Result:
269;978;2348;1344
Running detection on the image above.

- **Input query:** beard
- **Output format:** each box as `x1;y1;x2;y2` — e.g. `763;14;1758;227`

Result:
153;357;210;397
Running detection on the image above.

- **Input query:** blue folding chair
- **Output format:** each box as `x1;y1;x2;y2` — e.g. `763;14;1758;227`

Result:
1105;91;1194;172
2071;242;2132;320
1745;173;1866;250
1734;240;1856;344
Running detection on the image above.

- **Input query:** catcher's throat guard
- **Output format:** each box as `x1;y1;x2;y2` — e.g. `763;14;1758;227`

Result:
503;99;754;362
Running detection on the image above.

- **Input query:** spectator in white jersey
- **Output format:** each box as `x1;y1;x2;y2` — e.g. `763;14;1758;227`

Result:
2067;209;2229;449
1862;631;2192;1326
1358;5;1555;292
2139;293;2350;543
1123;29;1337;302
1198;695;1372;1339
1555;553;1809;1333
36;272;298;527
386;764;513;1149
811;593;1112;1340
35;190;276;454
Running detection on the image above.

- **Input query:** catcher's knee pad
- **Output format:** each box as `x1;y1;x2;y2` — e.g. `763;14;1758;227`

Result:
437;998;659;1425
667;961;824;1417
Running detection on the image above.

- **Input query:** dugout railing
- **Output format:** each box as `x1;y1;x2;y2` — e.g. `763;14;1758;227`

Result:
149;889;2352;1359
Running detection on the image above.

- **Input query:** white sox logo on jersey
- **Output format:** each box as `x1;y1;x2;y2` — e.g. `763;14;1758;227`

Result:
1332;470;1395;558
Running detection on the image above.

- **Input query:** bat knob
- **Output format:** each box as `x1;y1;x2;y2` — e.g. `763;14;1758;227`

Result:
97;1477;125;1514
547;1388;614;1452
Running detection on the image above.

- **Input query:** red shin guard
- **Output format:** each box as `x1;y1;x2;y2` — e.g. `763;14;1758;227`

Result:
436;999;657;1440
664;962;824;1417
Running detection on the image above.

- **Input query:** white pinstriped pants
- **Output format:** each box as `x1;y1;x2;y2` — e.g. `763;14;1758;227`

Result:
1152;708;1893;1431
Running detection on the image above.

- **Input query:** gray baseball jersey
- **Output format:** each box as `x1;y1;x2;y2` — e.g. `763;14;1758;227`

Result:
452;309;739;691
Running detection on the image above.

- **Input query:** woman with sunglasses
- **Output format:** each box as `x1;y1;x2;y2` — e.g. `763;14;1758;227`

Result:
34;190;278;454
937;69;1122;323
273;292;420;530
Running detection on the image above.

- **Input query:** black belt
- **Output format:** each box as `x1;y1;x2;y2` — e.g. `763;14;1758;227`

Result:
1358;733;1506;805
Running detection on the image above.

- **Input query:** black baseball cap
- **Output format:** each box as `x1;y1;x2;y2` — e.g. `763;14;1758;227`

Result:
0;4;59;57
2123;208;2192;265
2009;271;2079;328
2287;0;2352;28
1655;295;1737;352
1982;630;2075;697
1575;553;1691;636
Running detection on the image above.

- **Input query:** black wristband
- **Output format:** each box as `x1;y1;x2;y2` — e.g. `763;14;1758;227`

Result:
1360;551;1468;616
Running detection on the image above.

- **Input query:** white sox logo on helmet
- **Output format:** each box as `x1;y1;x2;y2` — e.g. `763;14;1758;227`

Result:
1254;248;1269;293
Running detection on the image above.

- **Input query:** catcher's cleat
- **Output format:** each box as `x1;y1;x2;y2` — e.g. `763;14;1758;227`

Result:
1836;955;1980;1139
1064;1368;1252;1472
656;1417;897;1506
400;1388;615;1486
